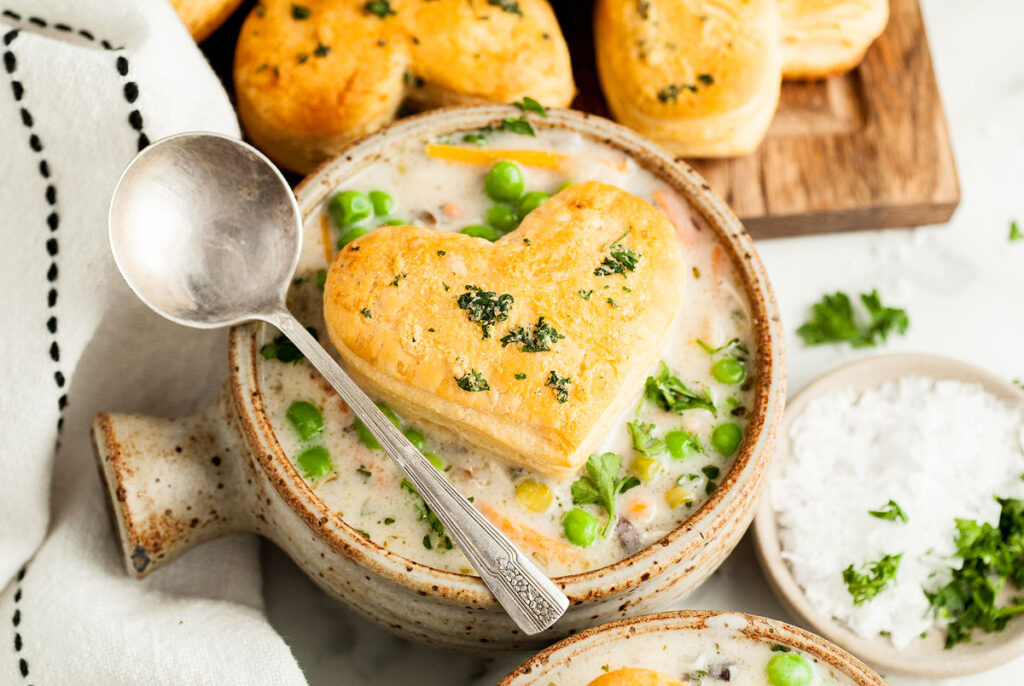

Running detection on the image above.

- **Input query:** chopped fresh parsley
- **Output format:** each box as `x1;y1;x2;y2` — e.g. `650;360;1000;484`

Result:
594;227;640;276
360;308;372;319
356;465;372;479
500;316;565;352
770;644;791;652
383;517;395;525
701;465;720;479
868;499;908;523
499;116;536;136
291;4;310;19
695;337;748;357
456;285;514;338
570;452;641;536
842;553;902;605
437;249;447;256
797;290;909;348
455;369;490;392
363;0;395;18
545;370;572;403
402;479;452;550
389;272;407;287
627;420;665;457
1011;220;1023;242
657;83;697;103
314;43;331;58
697;73;714;85
927;498;1024;648
644;361;716;415
578;289;593;300
487;0;522;15
315;269;327;290
462;132;488;145
606;297;618;308
296;53;309;64
356;529;371;539
259;328;317;363
514;96;546;117
636;0;650;19
514;372;527;380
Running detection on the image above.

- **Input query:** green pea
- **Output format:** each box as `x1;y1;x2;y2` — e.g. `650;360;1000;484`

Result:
486;204;518;232
353;404;401;451
517;191;550;220
368;190;394;216
460;224;502;242
711;357;746;385
555;180;574;193
484;160;524;203
328;190;373;227
765;653;813;686
711;422;743;457
403;427;427;451
296;446;332;480
383;219;406;226
562;508;599;547
424;452;444;470
286;401;324;441
337;226;369;249
665;429;700;460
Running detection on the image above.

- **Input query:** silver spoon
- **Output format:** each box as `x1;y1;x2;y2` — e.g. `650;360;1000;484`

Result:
108;132;568;635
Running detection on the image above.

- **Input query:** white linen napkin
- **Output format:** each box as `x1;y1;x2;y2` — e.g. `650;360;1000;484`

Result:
0;1;306;682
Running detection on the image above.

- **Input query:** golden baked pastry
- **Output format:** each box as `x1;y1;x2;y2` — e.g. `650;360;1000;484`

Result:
594;0;782;157
779;0;889;79
234;0;575;173
169;0;245;42
323;182;685;478
587;668;688;686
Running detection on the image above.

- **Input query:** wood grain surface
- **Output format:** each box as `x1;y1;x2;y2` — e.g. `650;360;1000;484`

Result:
201;0;960;239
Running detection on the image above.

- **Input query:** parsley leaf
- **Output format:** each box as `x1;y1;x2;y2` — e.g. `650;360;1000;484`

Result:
363;0;396;18
695;337;748;357
644;362;716;415
402;479;452;550
259;328;317;363
842;553;902;605
594;227;640;276
868;499;909;523
291;4;311;19
1010;220;1023;242
627;420;666;457
500;316;565;352
570;452;641;536
499;116;536;136
454;369;490;392
797;290;909;348
456;285;514;338
545;370;572;403
514;96;547;117
487;0;523;15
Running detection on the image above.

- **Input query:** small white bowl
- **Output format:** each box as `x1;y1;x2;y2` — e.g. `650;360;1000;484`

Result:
753;353;1024;678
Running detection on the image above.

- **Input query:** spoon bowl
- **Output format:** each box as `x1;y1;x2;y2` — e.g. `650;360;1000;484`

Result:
108;132;300;328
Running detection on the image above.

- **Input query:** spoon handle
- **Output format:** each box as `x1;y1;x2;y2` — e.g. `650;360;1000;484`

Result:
268;310;569;635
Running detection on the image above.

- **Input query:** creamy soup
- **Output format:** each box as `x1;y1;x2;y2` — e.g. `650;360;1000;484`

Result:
524;615;855;686
259;126;755;576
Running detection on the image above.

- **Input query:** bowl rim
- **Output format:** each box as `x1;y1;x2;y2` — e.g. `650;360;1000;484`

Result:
228;104;787;610
496;609;889;685
753;352;1024;678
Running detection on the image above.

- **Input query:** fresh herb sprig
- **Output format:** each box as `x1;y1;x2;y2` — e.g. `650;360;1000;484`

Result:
797;290;909;348
571;452;641;536
627;420;666;457
842;553;902;605
868;499;909;523
644;362;716;415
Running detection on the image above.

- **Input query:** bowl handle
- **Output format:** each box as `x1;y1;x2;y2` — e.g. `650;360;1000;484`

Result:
91;387;254;578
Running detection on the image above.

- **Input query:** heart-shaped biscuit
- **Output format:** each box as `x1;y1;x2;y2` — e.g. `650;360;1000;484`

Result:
323;182;685;479
234;0;575;173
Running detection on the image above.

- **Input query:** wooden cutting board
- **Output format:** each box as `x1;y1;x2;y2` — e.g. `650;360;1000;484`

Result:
202;0;959;239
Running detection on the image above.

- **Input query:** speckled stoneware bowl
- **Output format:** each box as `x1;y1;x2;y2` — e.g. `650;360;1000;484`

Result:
754;354;1024;678
92;105;786;651
499;610;888;685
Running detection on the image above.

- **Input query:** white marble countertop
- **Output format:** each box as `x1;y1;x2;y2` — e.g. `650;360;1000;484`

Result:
263;0;1024;683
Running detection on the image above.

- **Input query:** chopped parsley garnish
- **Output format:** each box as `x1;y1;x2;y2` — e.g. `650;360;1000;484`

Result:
578;289;593;300
606;297;618;308
315;269;327;290
356;529;371;539
701;465;720;479
456;285;514;338
259;328;317;363
644;361;716;415
842;553;902;605
697;73;714;85
462;132;488;145
695;337;748;357
571;452;641;536
383;517;395;525
636;0;650;19
627;420;665;457
594;227;640;276
402;479;452;550
455;369;490;392
437;250;447;256
389;272;407;287
657;83;697;103
868;499;908;523
499;116;536;137
296;53;309;64
514;96;546;117
356;465;372;479
1011;220;1023;242
500;316;565;352
363;0;396;18
403;71;425;88
514;372;527;380
314;43;331;57
927;498;1024;648
545;370;572;403
705;480;717;495
487;0;522;15
291;4;310;19
360;308;372;318
797;289;909;348
770;644;791;652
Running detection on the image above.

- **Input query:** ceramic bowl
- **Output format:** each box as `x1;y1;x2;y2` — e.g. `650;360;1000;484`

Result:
92;105;786;651
499;610;888;685
754;353;1024;677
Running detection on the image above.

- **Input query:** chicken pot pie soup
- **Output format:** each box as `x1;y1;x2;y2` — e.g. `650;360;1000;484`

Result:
259;124;756;577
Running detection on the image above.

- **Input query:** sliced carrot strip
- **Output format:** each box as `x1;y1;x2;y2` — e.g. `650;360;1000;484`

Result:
424;143;568;170
476;502;587;567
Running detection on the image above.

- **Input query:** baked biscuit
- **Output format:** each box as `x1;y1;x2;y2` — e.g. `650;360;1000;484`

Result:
323;182;685;478
594;0;782;157
779;0;889;79
169;0;245;42
235;0;575;173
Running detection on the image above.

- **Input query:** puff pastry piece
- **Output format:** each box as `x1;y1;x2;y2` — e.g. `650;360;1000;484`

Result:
169;0;245;41
234;0;575;173
594;0;782;157
779;0;888;79
323;182;685;478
